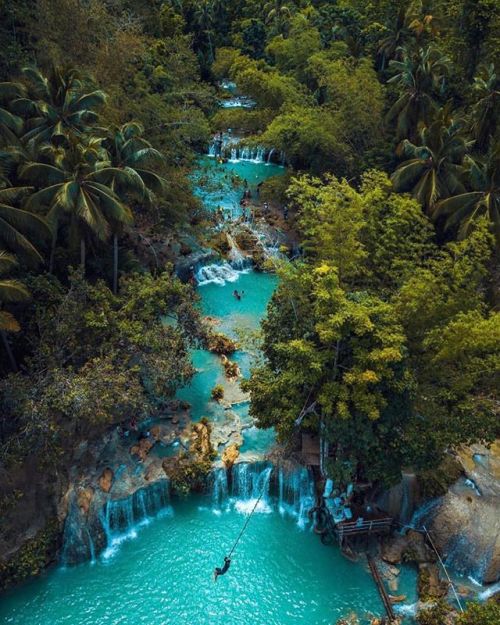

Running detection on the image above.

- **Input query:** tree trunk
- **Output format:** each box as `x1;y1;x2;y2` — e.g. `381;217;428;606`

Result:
80;238;85;273
113;232;118;294
49;231;57;274
1;329;17;372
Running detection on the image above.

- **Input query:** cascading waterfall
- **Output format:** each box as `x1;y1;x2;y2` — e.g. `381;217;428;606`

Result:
278;466;315;529
478;580;500;601
208;140;268;163
444;535;496;585
61;480;172;565
208;463;315;528
100;480;171;554
195;263;242;286
226;233;250;271
210;468;229;509
266;148;275;164
61;491;99;566
196;235;251;286
408;497;442;529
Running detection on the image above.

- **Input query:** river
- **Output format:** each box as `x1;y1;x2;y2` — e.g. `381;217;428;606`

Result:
0;138;421;625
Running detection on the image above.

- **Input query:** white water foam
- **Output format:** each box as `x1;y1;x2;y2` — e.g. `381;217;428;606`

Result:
234;498;272;514
196;262;249;286
394;602;418;617
478;580;500;601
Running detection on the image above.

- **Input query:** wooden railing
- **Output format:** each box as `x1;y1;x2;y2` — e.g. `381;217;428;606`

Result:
335;517;393;538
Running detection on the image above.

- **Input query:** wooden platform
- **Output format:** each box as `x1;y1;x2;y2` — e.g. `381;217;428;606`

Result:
335;517;393;540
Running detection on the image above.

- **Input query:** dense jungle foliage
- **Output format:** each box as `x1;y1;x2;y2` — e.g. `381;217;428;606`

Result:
0;0;498;527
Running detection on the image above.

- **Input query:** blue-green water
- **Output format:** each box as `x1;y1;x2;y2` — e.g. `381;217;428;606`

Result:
0;155;419;625
0;495;417;625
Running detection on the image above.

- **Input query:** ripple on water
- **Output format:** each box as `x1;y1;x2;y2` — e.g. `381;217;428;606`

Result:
0;496;419;625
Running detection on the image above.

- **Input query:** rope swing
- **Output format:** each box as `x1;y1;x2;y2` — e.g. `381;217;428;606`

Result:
213;395;317;580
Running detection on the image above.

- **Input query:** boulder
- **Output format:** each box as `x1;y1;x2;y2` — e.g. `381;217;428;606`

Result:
417;563;448;601
98;468;114;493
207;332;237;355
130;437;154;462
150;426;161;440
388;594;406;603
221;444;240;469
427;489;500;583
381;530;434;565
77;487;94;515
190;421;213;460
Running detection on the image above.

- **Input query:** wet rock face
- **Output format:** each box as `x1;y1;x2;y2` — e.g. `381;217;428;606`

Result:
0;457;67;590
427;488;500;583
77;487;94;515
381;530;435;565
130;437;154;462
221;443;240;469
412;443;500;584
98;468;114;493
175;249;215;282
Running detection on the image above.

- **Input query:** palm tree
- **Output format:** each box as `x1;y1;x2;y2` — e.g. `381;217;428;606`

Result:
264;0;291;35
0;185;50;266
12;66;106;147
377;6;413;69
99;122;165;292
470;64;499;153
435;148;500;240
387;45;451;141
194;2;215;64
21;136;132;273
391;106;469;213
0;81;25;146
0;251;30;371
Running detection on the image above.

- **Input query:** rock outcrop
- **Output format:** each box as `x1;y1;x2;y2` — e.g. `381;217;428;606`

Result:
221;443;240;468
381;530;435;565
98;468;114;493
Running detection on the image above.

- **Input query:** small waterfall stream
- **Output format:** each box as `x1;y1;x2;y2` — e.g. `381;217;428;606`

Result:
61;480;172;564
207;137;270;164
99;480;171;555
209;462;315;527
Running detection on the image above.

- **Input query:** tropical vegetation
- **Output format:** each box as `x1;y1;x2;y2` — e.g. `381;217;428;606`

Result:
0;0;498;615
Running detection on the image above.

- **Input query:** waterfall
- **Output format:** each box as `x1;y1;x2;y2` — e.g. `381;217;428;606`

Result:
377;472;420;525
210;468;229;509
208;463;315;527
101;480;170;536
226;234;250;271
266;148;275;165
98;480;171;560
195;262;245;286
231;462;273;513
278;466;315;529
208;142;216;157
230;147;238;162
61;491;97;566
408;497;441;529
478;580;500;601
254;147;265;163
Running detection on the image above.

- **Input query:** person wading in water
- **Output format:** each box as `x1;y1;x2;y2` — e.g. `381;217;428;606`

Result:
213;556;231;582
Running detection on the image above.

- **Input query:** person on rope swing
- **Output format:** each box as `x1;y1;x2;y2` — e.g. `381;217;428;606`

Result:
213;556;231;582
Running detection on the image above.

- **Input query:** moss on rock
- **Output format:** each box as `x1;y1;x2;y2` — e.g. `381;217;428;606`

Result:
417;454;463;499
0;518;60;591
